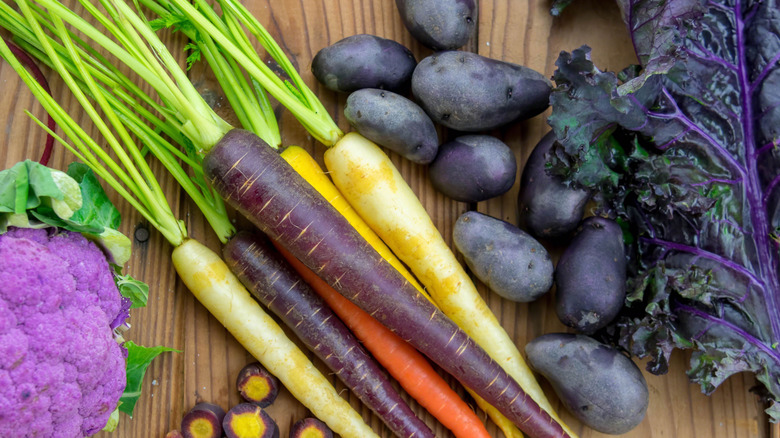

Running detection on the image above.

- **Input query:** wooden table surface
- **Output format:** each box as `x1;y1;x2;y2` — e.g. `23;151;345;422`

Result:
0;0;775;437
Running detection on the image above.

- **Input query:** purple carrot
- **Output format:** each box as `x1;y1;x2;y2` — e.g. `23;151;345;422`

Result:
4;40;56;165
203;129;570;438
222;230;434;438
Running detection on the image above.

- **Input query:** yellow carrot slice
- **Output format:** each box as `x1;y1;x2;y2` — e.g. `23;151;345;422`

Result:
323;132;577;438
171;238;381;438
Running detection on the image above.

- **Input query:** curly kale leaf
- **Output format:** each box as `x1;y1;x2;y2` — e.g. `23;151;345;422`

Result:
548;0;780;420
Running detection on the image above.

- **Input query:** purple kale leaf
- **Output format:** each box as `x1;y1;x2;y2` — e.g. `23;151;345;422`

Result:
548;0;780;420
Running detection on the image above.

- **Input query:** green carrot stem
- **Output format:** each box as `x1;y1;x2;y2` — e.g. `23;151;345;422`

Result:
5;0;187;246
165;0;342;146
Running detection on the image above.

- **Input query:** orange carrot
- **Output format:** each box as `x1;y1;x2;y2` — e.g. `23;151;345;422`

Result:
272;242;492;438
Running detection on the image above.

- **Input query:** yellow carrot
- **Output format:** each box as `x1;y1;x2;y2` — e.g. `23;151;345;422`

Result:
280;145;433;303
323;132;577;438
172;239;381;438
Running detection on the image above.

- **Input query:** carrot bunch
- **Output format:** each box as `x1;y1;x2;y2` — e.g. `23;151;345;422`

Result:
2;0;577;435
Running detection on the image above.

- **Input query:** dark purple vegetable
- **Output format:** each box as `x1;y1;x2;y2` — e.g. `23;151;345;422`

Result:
412;51;551;131
453;211;553;302
235;362;279;408
428;135;516;203
344;88;439;164
223;230;434;438
203;129;570;438
547;0;780;420
517;131;590;240
180;402;226;438
555;216;626;334
289;417;333;438
3;41;56;165
311;34;416;93
222;403;278;438
525;333;648;435
394;0;477;50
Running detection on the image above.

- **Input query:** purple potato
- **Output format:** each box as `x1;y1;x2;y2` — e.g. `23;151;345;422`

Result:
453;211;553;302
525;333;648;435
412;51;551;131
312;34;416;93
344;89;439;164
555;216;626;334
394;0;477;50
518;131;590;239
429;135;516;203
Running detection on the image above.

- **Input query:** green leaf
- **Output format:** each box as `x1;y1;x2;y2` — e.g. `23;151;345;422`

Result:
102;406;120;432
5;162;134;263
27;206;100;233
113;267;149;309
66;162;121;230
184;42;202;70
0;160;66;214
119;341;178;416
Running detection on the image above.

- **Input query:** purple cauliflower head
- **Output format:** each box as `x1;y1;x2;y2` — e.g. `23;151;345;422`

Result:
0;227;127;437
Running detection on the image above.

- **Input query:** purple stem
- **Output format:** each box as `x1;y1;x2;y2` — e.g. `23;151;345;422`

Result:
684;44;737;72
639;235;764;289
734;0;780;340
763;171;780;205
674;302;780;365
647;88;747;177
749;50;780;93
3;39;56;166
756;140;779;158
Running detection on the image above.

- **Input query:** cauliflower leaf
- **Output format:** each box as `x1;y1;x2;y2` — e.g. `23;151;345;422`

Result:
120;342;179;416
0;161;132;265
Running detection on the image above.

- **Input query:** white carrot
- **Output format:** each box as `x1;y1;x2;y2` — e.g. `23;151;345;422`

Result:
171;239;379;437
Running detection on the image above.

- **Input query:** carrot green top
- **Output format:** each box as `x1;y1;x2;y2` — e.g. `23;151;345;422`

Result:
0;0;238;245
146;0;344;146
0;0;352;237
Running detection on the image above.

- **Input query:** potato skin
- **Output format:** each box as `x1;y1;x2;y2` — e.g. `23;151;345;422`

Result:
428;135;516;203
395;0;477;50
518;131;590;239
412;51;551;131
525;333;649;435
312;34;416;93
555;216;626;334
453;211;553;302
344;89;439;164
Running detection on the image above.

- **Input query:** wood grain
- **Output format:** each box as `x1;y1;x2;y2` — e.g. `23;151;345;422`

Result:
0;0;769;437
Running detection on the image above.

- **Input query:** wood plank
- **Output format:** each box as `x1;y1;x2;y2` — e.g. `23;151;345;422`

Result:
0;0;770;437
